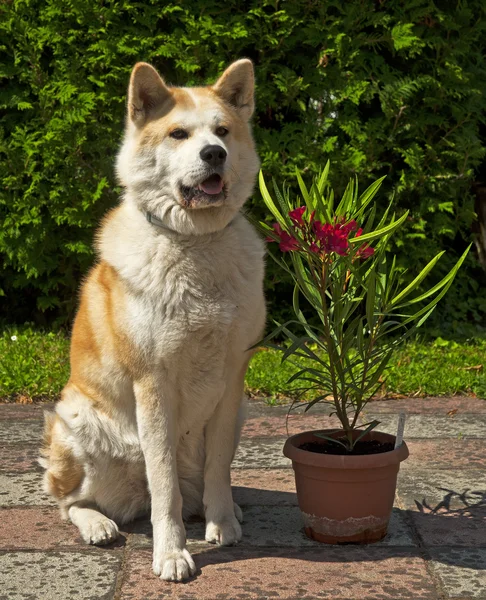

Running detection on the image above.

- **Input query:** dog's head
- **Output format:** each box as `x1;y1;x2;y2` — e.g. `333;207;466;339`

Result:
117;60;259;235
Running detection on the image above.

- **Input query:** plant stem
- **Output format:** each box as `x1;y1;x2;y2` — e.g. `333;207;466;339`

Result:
314;258;353;449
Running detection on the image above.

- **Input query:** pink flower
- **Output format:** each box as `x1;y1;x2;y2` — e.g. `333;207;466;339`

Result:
289;206;306;227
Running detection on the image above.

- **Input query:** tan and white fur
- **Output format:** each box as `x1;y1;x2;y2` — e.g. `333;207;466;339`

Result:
39;59;266;582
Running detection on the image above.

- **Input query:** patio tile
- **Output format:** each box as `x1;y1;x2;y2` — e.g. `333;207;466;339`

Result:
378;414;486;439
0;507;125;550
364;397;486;415
403;439;486;470
0;420;43;444
128;506;414;550
410;510;486;547
0;471;54;507
232;469;297;505
238;416;486;465
119;547;438;599
0;445;41;472
0;403;53;420
246;397;486;418
397;470;486;512
0;551;120;600
428;548;486;598
233;439;290;469
242;414;338;438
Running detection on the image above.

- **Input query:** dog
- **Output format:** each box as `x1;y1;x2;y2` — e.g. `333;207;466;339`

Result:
39;59;266;582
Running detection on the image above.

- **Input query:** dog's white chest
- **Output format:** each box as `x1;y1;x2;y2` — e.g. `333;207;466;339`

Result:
123;226;262;362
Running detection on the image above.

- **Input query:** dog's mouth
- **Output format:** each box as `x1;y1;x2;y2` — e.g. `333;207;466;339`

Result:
180;174;226;209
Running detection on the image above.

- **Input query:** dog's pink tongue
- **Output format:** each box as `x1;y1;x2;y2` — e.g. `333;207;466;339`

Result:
199;175;224;195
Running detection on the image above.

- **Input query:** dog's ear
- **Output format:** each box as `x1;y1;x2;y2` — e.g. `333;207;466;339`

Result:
213;59;255;121
127;63;172;126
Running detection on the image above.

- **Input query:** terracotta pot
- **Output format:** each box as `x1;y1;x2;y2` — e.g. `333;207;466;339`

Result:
283;429;409;544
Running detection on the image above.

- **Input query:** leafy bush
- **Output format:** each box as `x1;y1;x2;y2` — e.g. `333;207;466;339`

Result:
1;0;485;333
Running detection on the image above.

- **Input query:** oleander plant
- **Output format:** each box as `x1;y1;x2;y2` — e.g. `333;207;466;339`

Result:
259;164;469;451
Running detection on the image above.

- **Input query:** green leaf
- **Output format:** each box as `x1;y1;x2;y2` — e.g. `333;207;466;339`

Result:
354;176;386;219
314;432;349;450
317;160;330;195
259;171;285;225
390;251;445;307
353;420;381;445
350;211;409;243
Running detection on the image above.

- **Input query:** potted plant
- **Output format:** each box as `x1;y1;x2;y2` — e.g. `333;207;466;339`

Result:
258;164;469;544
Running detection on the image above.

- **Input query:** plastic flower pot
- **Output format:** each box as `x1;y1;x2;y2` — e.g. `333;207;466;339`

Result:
283;429;409;544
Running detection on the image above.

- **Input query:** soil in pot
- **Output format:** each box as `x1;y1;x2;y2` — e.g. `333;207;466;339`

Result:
299;439;394;456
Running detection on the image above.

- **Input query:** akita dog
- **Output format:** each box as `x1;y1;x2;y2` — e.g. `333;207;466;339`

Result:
39;59;266;582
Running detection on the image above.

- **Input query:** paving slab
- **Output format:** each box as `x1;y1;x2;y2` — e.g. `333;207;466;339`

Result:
0;445;40;472
410;510;486;547
397;469;486;512
127;507;414;550
232;469;297;505
240;415;486;450
403;439;486;470
0;403;53;420
235;434;486;472
360;414;486;438
242;414;338;438
364;397;486;414
0;471;54;507
119;547;438;600
428;548;486;599
246;397;486;418
1;399;485;599
0;507;126;550
0;551;120;600
233;438;290;469
0;420;43;444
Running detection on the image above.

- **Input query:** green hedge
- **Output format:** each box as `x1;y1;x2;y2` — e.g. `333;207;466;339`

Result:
1;0;486;334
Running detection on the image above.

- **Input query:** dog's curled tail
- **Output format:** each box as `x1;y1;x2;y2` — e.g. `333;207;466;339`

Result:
39;411;84;500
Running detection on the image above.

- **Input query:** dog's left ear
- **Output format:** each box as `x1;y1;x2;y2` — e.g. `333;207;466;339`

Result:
213;59;255;120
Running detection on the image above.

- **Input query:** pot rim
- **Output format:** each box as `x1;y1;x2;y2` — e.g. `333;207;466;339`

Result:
283;429;409;469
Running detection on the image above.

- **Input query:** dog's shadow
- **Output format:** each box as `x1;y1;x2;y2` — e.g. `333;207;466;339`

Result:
120;485;486;578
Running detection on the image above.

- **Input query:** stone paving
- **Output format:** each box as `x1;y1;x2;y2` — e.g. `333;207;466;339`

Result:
1;397;485;599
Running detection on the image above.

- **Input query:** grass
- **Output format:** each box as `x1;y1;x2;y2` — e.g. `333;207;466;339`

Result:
1;327;485;403
247;337;486;403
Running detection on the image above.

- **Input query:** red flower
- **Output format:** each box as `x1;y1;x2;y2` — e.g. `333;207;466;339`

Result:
356;244;375;259
268;222;300;252
338;218;358;236
313;221;349;256
279;233;300;252
289;206;306;227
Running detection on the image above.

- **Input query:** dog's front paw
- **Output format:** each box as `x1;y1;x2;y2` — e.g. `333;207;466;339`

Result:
205;514;242;546
80;516;119;546
153;549;196;582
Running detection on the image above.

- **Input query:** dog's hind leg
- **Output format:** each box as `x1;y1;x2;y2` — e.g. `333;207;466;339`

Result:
68;502;119;546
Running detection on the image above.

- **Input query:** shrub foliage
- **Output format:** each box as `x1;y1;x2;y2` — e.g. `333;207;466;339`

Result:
1;0;485;333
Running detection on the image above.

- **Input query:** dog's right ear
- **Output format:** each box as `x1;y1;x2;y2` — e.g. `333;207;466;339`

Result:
127;63;172;127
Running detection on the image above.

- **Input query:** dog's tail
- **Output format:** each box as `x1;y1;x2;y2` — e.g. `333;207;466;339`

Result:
39;411;84;500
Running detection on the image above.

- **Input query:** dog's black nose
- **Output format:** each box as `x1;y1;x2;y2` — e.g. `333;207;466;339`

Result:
200;145;227;168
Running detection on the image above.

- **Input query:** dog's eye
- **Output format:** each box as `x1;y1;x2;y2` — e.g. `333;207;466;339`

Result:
169;129;189;140
215;126;229;137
